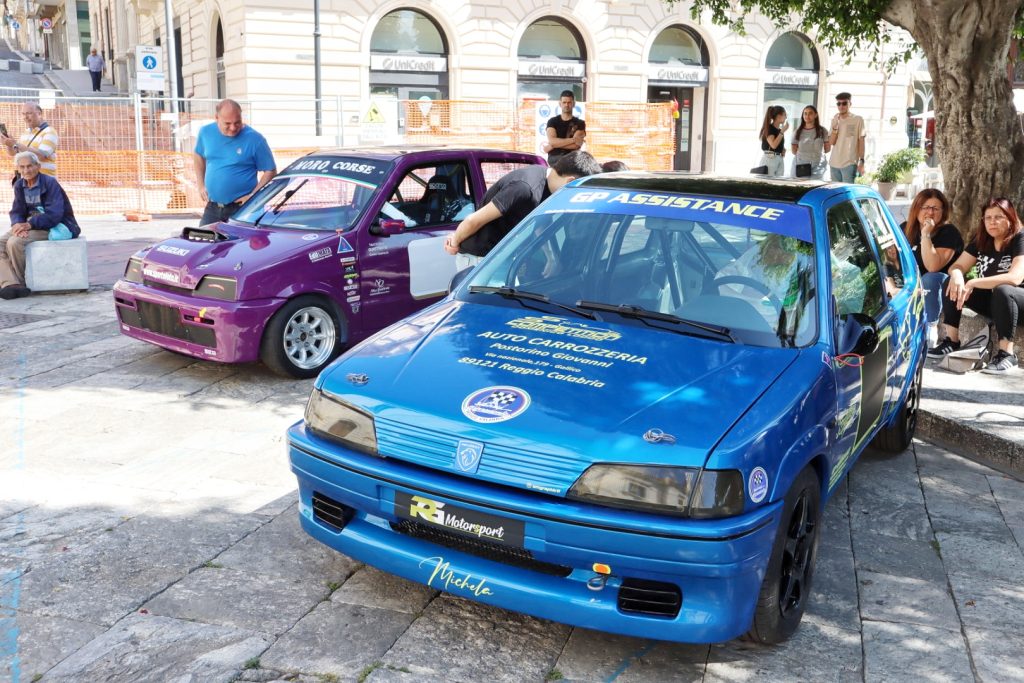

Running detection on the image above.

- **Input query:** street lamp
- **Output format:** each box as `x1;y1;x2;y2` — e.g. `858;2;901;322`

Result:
314;0;321;135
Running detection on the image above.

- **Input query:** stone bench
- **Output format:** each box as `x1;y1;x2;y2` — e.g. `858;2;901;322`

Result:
24;238;89;292
958;307;1024;352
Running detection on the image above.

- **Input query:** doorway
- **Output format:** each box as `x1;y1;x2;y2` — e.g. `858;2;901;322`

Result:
648;86;693;170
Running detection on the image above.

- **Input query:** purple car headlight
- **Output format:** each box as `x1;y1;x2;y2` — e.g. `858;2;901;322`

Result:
124;257;144;283
567;465;744;518
194;275;238;301
305;389;378;456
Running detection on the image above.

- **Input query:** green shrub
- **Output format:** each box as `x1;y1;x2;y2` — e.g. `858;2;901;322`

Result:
874;147;926;183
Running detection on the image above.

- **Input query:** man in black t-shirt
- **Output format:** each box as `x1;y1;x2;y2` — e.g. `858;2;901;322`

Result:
443;151;602;270
543;90;586;165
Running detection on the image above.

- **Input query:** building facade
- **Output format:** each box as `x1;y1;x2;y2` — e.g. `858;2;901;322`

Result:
84;0;923;174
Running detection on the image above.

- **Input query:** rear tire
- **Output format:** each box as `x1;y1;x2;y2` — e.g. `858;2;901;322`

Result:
745;465;821;644
260;296;344;379
871;357;923;453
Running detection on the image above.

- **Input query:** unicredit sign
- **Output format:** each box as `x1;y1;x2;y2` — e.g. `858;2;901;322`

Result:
371;55;447;72
647;65;708;84
518;60;586;78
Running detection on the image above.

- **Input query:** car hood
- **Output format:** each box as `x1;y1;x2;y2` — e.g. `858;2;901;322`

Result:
133;223;339;289
318;301;800;491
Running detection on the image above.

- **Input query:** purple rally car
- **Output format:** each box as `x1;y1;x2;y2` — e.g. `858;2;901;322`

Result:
113;147;545;377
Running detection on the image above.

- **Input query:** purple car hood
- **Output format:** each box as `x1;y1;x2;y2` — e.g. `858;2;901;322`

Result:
136;223;338;289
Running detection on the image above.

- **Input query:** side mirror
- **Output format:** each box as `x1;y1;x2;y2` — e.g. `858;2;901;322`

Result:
448;266;475;295
839;312;879;356
372;219;406;236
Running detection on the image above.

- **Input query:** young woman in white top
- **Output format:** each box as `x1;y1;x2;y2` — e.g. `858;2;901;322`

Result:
790;105;830;179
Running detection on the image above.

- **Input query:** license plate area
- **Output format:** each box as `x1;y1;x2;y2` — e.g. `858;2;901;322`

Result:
394;490;525;547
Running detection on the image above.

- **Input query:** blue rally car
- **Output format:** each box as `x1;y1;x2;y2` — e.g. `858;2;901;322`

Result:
287;174;926;644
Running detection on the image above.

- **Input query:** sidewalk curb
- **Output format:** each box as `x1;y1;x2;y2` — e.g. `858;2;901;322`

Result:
917;408;1024;480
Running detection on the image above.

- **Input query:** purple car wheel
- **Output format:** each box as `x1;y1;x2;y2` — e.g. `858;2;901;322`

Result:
261;296;343;378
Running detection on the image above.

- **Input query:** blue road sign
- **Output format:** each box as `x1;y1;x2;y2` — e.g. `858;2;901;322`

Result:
142;55;157;70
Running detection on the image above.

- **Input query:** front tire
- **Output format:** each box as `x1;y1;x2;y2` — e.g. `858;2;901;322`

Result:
746;465;821;644
260;296;344;379
870;357;923;454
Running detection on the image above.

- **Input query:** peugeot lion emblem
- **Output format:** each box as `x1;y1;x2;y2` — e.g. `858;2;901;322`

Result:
455;439;484;474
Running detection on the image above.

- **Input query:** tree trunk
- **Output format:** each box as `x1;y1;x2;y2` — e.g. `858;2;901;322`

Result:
885;0;1024;239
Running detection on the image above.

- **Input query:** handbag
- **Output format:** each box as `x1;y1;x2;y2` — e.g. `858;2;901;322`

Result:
49;223;72;240
937;329;991;374
795;162;813;178
10;123;47;186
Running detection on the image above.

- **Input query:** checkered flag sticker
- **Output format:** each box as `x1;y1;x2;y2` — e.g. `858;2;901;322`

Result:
481;390;518;408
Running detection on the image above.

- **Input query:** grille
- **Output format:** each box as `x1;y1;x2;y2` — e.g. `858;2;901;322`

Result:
392;518;571;577
618;578;682;617
142;279;194;297
118;301;216;348
312;492;355;531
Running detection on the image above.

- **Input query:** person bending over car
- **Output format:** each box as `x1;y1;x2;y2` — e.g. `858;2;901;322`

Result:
444;150;602;270
0;151;81;300
928;197;1024;374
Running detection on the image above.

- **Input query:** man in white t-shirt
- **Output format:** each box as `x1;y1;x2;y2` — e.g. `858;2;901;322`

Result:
828;92;866;183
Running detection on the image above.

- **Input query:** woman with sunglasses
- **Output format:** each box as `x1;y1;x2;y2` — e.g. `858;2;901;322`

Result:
900;189;964;345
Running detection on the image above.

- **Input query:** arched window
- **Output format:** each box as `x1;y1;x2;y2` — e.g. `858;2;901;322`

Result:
369;9;449;102
763;32;820;153
766;32;817;71
214;18;225;99
370;9;446;55
517;17;586;101
649;26;704;66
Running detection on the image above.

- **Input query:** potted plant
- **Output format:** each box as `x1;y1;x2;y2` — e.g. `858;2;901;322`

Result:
874;147;926;199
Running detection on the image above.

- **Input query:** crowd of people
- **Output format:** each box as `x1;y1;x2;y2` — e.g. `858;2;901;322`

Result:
758;92;865;180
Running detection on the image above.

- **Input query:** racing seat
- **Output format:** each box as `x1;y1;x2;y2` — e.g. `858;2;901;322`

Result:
419;174;465;225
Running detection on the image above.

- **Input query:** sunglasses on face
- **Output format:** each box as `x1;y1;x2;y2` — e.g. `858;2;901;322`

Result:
837;101;850;105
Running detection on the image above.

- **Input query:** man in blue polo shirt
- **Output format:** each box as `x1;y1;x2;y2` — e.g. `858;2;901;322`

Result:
194;99;277;225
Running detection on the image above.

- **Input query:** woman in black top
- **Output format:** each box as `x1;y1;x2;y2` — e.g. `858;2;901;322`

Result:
758;106;788;177
929;197;1024;373
900;189;964;344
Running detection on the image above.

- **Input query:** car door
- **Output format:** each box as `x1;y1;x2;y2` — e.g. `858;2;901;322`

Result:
358;156;477;332
825;198;894;487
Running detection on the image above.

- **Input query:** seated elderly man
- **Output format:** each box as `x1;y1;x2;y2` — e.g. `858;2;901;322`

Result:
0;151;81;299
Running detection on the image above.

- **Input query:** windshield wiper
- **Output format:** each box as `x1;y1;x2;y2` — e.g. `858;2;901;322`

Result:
252;180;308;228
468;286;597;320
575;300;736;342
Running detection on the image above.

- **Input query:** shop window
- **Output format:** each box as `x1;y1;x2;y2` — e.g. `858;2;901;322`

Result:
650;26;703;65
518;18;583;60
766;32;817;70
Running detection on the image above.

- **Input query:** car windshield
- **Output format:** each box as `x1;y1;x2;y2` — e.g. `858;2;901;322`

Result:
464;197;818;348
232;174;379;231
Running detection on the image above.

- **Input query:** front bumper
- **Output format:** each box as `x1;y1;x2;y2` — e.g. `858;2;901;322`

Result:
113;279;282;363
287;422;783;643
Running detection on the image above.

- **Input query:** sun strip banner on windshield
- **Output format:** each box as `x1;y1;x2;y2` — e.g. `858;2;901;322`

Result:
279;157;391;188
546;188;813;242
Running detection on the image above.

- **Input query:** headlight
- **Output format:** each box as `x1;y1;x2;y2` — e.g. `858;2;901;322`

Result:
567;465;744;518
304;389;378;456
124;257;143;283
194;275;238;301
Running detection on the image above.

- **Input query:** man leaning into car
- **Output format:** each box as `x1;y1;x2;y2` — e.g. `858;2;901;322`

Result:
444;150;603;270
194;99;277;226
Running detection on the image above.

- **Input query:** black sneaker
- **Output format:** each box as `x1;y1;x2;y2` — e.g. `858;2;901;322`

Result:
927;337;960;358
0;285;27;300
982;350;1019;374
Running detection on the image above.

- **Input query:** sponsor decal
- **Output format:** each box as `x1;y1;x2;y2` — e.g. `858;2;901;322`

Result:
337;236;354;253
506;315;621;342
748;467;769;503
370;278;390;296
461;386;531;423
350;302;361;313
420;556;494;597
455;439;484;474
142;267;180;284
196;263;211;270
525;482;562;495
346;294;360;302
155;244;190;256
477;331;647;365
308;247;332;263
203;348;217;357
301;233;319;241
399;492;522;545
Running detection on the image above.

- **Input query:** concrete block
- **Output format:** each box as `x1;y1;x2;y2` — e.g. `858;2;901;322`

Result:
31;62;43;74
0;60;9;71
18;60;33;74
25;237;89;291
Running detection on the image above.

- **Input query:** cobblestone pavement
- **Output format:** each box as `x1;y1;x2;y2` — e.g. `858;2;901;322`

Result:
1;219;1023;682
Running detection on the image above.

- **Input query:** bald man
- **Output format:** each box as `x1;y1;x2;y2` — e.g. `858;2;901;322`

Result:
193;99;276;225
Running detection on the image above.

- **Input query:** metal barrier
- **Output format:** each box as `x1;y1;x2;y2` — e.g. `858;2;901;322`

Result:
0;95;673;215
